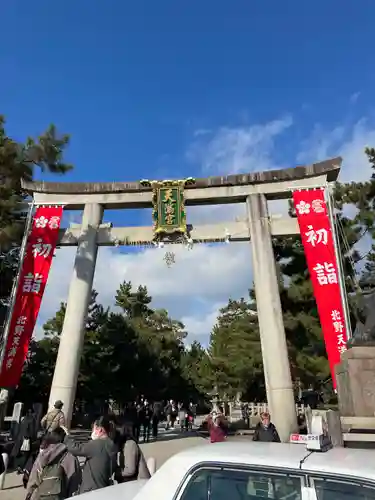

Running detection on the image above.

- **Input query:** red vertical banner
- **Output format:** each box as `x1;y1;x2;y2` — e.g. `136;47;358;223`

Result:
0;206;63;387
292;189;347;389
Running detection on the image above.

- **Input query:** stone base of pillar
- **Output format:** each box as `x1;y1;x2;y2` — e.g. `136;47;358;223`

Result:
336;346;375;417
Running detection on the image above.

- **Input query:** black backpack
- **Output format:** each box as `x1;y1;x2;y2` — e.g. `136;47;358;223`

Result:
33;452;68;500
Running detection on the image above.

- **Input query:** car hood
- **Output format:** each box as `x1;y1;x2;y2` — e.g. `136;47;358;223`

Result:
76;479;149;499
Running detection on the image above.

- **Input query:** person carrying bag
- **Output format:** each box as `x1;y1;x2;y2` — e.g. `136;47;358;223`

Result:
40;402;66;436
25;428;81;500
11;408;37;474
23;408;67;491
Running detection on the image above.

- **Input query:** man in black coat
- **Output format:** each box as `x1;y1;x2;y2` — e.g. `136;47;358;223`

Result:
252;412;280;442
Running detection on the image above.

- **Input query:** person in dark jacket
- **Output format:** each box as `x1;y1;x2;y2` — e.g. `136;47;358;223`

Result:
152;401;162;439
300;386;324;409
62;415;117;494
127;402;138;442
164;401;172;430
26;427;81;499
253;412;280;442
297;414;308;435
142;404;152;443
134;404;144;443
11;407;38;473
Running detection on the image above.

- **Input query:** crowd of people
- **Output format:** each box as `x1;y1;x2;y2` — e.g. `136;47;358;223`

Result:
120;398;197;441
1;397;310;498
4;398;197;499
22;413;152;499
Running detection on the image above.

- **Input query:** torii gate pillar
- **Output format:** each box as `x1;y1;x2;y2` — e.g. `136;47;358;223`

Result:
247;194;297;441
48;203;103;425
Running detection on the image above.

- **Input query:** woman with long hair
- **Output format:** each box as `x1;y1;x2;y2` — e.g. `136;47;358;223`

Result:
114;422;150;483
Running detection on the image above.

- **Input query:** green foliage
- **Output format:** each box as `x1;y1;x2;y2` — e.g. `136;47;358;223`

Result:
17;282;203;408
181;341;212;396
0;115;72;330
208;298;263;400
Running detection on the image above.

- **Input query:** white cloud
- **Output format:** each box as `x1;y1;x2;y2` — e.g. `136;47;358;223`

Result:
38;242;252;343
187;115;293;175
297;118;375;182
37;114;375;346
339;120;375;181
187;116;293;224
181;302;225;346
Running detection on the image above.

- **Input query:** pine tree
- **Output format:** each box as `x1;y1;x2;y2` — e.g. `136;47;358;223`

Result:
208;297;264;400
0;115;72;331
115;281;152;319
356;148;375;290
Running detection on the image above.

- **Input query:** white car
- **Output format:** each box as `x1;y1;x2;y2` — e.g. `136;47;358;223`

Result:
77;441;375;499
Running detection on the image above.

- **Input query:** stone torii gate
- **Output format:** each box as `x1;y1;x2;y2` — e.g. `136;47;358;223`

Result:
22;157;341;441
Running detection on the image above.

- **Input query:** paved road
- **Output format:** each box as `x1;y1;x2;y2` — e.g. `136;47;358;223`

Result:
0;426;208;500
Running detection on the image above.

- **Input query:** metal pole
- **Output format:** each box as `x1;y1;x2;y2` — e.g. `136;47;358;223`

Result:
0;200;35;377
325;187;352;340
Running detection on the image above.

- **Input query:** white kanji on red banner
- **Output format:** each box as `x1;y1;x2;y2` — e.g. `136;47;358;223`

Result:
337;333;346;345
293;189;345;390
338;344;348;354
5;315;29;370
311;199;325;213
12;336;21;347
22;272;43;293
0;205;63;387
331;310;347;356
48;216;61;229
31;238;53;258
313;262;338;285
331;310;341;321
34;215;61;230
305;225;328;247
14;324;24;336
333;321;344;333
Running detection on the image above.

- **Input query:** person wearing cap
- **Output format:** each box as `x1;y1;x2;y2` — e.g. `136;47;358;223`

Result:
40;400;66;433
253;412;280;442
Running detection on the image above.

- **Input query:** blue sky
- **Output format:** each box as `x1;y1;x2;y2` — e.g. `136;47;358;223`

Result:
2;0;375;343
